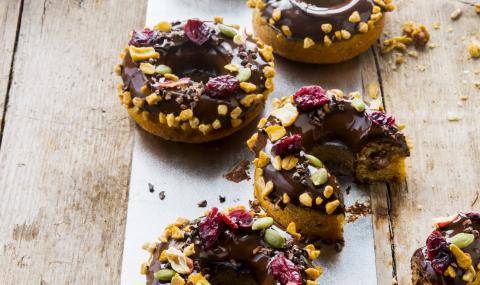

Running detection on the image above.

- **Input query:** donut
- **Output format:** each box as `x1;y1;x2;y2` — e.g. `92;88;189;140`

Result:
247;0;395;64
247;85;410;240
140;205;323;285
411;212;480;284
115;18;275;143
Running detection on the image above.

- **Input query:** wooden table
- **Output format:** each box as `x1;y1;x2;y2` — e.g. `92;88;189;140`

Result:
0;0;478;284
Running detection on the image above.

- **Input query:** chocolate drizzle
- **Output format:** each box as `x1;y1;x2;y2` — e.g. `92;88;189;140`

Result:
411;213;480;285
120;20;271;130
261;0;382;41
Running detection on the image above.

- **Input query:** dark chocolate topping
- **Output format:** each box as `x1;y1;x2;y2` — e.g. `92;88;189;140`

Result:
145;208;317;285
120;20;272;131
259;0;388;41
412;213;480;284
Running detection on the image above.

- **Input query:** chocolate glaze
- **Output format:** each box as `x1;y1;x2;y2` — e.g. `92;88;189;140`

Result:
261;0;381;41
254;98;409;214
146;216;313;285
411;213;480;285
121;21;270;128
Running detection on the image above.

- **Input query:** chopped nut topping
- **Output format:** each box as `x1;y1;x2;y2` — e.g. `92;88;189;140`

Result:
257;151;271;168
305;244;321;260
140;262;148;275
255;0;266;10
323;185;334;199
286;222;301;239
246;133;258;150
326;200;340;214
257;117;267;129
315;196;323;205
146;93;161;105
265;125;286;142
166;247;192;274
214;16;223;24
240;82;257;93
449;244;472;269
183;244;195;257
341;30;351;40
281;25;292;37
468;43;480;59
224;63;240;72
114;64;122;75
263;66;275;78
324;35;332;46
259;45;274;62
358;22;369;33
303;37;315;49
349;11;361;23
299;192;313;207
282;193;290;204
159;112;167;124
140;85;150;94
240;94;257;107
217;104;228;115
305;267;321;280
230;106;243;119
198;124;212;135
272;8;281;21
212;119;221;130
189;117;200;129
179;109;193;121
171;274;185;285
271;103;299;127
128;46;160;62
321;23;332;33
272;155;282;171
132;97;145;108
164;73;179;81
263;181;274;197
281;155;299;170
154;21;172;32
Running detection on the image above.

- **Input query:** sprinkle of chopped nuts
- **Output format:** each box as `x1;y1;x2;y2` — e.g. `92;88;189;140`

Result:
159;112;167;124
189;117;199;129
247;133;258;150
468;43;480;59
230;106;242;119
154;21;172;32
265;125;286;142
304;37;315;49
214;16;223;24
281;25;292;37
349;11;361;23
224;63;240;72
257;151;271;168
164;73;179;81
286;222;301;239
449;244;472;269
305;267;321;280
315;196;323;205
299;192;313;207
129;46;160;62
257;118;267;129
282;193;290;204
281;155;299;170
305;244;321;260
263;181;274;197
259;45;274;61
272;8;281;21
450;8;462;21
358;22;369;33
179;109;193;121
323;185;334;199
263;66;275;78
132;97;145;108
326;200;341;214
240;82;257;93
212;119;221;130
272;155;282;170
146;93;161;105
240;94;257;107
198;124;212;135
271;103;298;127
324;35;332;46
321;23;332;33
217;104;228;115
341;30;351;40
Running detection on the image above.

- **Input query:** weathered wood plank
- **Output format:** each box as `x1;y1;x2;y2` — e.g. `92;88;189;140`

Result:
378;1;480;284
0;0;22;134
0;0;146;283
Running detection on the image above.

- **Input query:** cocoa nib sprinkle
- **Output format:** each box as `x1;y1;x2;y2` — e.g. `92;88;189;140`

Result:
197;200;208;208
223;160;250;183
158;191;166;200
219;195;226;203
148;182;155;193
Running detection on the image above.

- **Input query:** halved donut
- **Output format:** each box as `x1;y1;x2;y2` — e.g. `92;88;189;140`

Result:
247;85;410;241
140;206;323;285
248;0;395;64
116;19;275;143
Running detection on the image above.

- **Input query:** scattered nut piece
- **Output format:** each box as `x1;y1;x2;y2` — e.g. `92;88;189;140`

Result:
468;43;480;59
265;125;286;142
326;200;341;214
321;23;332;33
217;104;228;115
450;8;462;21
272;155;282;171
272;8;281;21
154;21;172;32
349;11;361;23
246;133;258;150
281;155;299;170
299;192;313;207
304;37;315;49
257;151;271;168
240;82;257;93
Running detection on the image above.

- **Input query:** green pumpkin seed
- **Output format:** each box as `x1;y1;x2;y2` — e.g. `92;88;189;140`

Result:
450;233;475;249
252;217;274;230
305;154;324;168
351;98;366;112
264;229;286;248
218;24;238;38
156;64;172;75
154;269;176;281
311;168;328;186
236;68;252;82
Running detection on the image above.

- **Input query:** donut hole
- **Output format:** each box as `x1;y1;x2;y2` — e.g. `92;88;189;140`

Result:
162;43;232;84
206;263;261;285
310;142;354;176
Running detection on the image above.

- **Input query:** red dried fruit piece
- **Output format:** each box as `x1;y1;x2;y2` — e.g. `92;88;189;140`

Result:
430;250;451;275
293;85;330;112
184;19;212;46
465;212;480;222
205;75;239;98
220;212;239;230
198;207;224;248
369;111;396;127
158;77;191;88
273;134;302;157
426;231;448;260
228;209;253;229
129;29;157;47
268;254;302;285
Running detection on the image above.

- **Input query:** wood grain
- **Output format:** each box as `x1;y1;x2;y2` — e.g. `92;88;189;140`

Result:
0;0;146;284
377;1;480;284
0;0;22;134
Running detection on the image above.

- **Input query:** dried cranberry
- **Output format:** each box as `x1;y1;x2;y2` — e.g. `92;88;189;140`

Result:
273;134;302;157
465;212;480;222
184;19;212;46
426;231;448;260
129;29;157;47
228;209;253;229
369;111;396;126
268;254;302;285
220;212;239;230
198;207;224;248
431;250;452;274
205;75;239;98
293;85;330;112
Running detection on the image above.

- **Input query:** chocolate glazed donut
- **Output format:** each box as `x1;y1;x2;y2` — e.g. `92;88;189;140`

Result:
140;206;323;285
247;86;409;240
115;19;275;143
248;0;395;64
411;212;480;285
